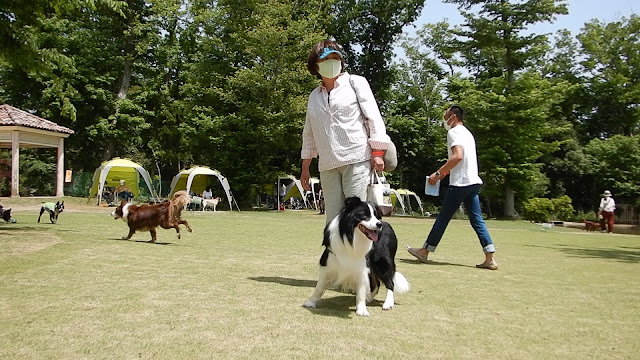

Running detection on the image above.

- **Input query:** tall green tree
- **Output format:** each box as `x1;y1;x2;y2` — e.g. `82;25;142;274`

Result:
328;0;425;101
384;32;448;195
178;0;327;202
441;0;569;217
539;30;583;199
552;135;640;211
577;15;640;139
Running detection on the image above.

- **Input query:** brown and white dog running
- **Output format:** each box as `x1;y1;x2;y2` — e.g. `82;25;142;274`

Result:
111;190;192;242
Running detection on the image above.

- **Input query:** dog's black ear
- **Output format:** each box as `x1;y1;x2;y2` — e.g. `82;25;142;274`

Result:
61;201;64;206
55;201;60;206
344;196;362;209
6;208;10;214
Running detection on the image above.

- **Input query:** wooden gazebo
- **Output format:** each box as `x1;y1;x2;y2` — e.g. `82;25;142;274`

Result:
0;104;74;197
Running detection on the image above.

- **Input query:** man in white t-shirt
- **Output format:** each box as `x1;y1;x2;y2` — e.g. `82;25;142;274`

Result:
406;105;498;270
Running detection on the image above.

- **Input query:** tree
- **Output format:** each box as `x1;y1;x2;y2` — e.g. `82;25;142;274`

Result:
551;135;640;212
441;0;569;217
383;32;448;194
178;0;328;202
0;1;124;120
327;0;425;101
577;15;640;139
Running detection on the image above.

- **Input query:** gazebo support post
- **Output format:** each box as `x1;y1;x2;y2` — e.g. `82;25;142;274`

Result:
56;137;64;197
11;131;19;197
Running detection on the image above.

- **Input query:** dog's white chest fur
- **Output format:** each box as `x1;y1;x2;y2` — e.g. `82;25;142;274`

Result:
111;203;132;223
304;198;408;317
323;217;373;291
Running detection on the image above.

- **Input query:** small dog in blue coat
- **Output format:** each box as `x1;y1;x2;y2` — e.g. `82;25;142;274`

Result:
38;201;64;224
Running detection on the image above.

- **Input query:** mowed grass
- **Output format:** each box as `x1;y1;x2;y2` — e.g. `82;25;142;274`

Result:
0;197;639;359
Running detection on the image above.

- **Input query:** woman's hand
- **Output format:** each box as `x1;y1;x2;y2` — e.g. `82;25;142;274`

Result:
371;156;384;172
300;170;311;191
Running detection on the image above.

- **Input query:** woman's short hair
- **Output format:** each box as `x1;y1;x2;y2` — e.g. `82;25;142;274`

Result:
307;40;345;77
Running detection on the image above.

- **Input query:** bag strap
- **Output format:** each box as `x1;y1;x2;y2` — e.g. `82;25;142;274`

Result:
370;170;382;185
349;75;371;136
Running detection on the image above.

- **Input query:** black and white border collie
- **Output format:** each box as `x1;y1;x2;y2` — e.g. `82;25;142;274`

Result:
304;197;409;316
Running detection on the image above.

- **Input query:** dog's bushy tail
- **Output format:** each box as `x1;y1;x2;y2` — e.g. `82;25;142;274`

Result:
393;272;410;294
170;191;190;219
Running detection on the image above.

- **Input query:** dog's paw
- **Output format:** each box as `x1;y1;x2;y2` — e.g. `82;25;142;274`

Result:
187;228;192;233
356;307;370;317
303;301;317;308
382;301;394;310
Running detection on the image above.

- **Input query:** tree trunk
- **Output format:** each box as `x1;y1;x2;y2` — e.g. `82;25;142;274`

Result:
501;1;515;89
504;184;515;219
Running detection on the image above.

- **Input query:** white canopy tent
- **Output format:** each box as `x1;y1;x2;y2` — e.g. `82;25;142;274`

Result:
395;189;425;216
277;175;309;210
89;158;158;205
306;178;321;210
168;166;240;211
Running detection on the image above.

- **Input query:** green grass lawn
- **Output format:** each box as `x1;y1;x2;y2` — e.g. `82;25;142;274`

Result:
1;197;639;359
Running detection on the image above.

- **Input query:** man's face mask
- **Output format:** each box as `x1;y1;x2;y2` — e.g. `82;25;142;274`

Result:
443;114;454;131
317;59;342;79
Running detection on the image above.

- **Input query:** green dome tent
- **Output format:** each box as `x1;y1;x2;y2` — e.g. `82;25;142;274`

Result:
89;158;158;204
168;166;240;211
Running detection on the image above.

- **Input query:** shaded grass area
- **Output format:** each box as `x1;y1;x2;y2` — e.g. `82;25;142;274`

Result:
0;199;639;359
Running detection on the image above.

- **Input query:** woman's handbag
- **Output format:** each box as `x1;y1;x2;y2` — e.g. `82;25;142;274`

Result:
367;171;393;216
383;140;397;172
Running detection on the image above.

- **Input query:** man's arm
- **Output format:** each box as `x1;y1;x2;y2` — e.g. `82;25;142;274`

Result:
428;145;463;185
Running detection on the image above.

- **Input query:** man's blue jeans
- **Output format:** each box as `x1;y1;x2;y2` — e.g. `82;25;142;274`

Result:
423;184;495;254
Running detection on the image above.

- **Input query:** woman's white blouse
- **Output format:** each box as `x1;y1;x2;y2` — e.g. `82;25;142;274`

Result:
301;72;390;171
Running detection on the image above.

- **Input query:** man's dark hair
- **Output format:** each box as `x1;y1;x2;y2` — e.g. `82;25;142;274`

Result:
448;105;464;121
307;40;345;78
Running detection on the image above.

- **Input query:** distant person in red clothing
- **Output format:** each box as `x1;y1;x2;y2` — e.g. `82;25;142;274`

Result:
598;190;616;233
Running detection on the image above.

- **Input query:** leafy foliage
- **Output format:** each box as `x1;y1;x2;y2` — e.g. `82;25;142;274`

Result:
327;0;425;101
576;15;640;138
523;197;554;222
522;195;573;222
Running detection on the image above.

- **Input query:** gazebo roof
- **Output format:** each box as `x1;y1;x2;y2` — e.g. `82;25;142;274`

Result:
0;104;75;134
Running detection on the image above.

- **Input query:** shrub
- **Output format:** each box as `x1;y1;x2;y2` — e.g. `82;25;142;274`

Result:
567;210;598;223
523;197;555;222
523;195;576;222
551;195;574;221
